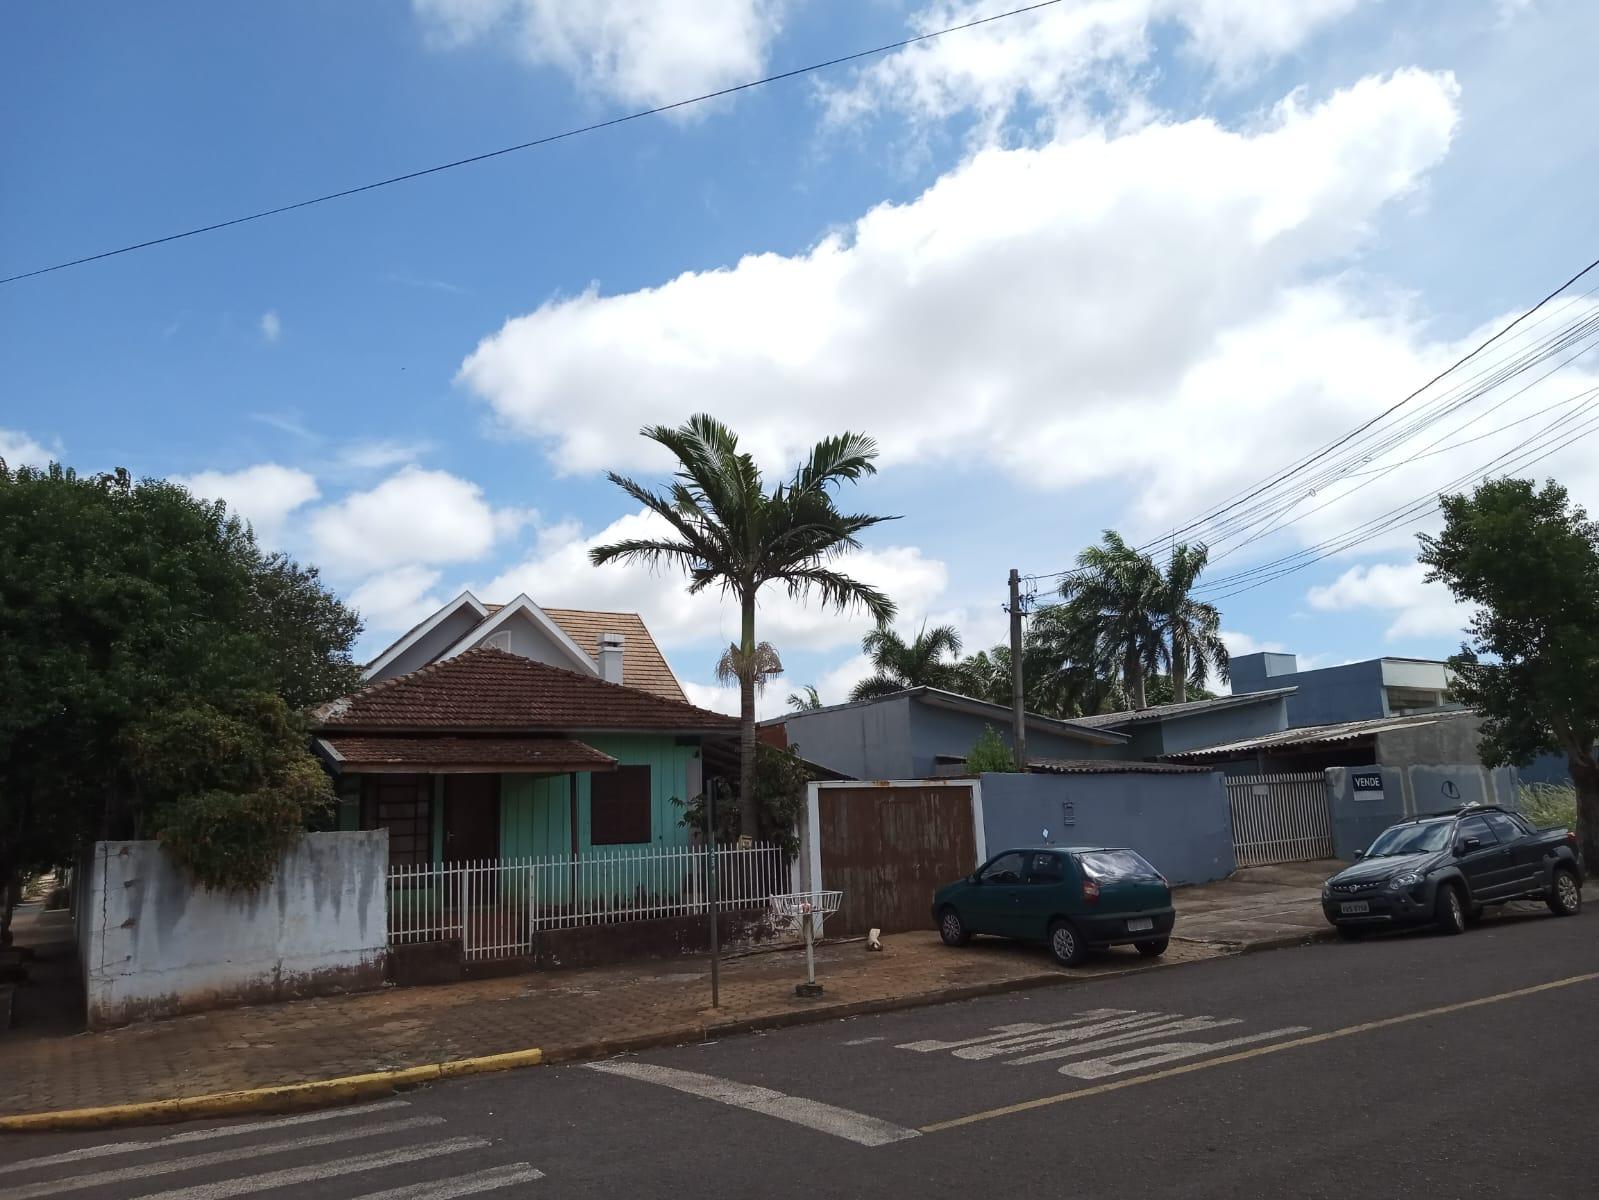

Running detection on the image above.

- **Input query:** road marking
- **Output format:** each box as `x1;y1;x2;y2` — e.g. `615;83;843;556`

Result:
344;1164;547;1200
0;1115;445;1200
897;1009;1133;1053
1006;1016;1259;1067
949;1013;1181;1060
921;970;1599;1133
586;1061;920;1147
843;1036;885;1046
114;1138;491;1200
7;1100;413;1172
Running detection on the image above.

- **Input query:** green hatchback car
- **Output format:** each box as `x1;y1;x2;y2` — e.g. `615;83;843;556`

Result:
933;846;1176;966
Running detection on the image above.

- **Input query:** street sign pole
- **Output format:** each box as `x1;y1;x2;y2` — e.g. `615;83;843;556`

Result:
707;778;721;1009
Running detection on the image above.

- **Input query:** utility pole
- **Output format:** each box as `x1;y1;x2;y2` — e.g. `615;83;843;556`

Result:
1008;569;1027;771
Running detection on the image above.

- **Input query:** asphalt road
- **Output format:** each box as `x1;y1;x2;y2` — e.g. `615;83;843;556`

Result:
5;905;1596;1199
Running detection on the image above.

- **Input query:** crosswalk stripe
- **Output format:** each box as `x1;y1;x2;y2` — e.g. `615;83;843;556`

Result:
586;1061;920;1147
7;1100;413;1173
344;1163;546;1199
119;1138;492;1200
0;1115;444;1200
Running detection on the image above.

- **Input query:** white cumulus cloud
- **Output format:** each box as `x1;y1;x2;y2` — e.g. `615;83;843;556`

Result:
348;565;448;636
413;0;783;110
260;310;282;344
173;463;320;547
0;428;55;469
820;0;1366;129
1306;561;1476;641
308;466;529;575
457;70;1461;536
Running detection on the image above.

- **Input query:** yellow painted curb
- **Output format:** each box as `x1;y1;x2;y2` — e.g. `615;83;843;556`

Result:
0;1047;543;1133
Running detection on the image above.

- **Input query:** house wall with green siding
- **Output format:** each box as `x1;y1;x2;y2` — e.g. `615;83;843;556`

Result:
499;734;700;859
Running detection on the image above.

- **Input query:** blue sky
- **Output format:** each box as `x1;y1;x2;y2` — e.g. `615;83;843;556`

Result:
5;0;1598;715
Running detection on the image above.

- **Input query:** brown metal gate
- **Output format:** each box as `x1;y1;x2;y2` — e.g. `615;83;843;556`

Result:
818;784;978;937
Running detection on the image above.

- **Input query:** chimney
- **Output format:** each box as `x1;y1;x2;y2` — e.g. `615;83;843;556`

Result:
598;632;625;684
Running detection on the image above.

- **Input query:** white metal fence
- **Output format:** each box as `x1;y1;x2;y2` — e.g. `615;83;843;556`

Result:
1226;772;1335;867
387;842;788;961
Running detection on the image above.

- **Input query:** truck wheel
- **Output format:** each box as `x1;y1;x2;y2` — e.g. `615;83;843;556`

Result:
1048;918;1086;967
938;906;970;946
1434;883;1467;936
1134;938;1168;957
1547;868;1582;917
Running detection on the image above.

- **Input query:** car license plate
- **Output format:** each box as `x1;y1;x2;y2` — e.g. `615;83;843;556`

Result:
1127;917;1154;932
1340;901;1370;915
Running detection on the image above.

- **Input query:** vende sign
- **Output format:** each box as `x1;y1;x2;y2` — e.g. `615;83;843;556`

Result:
1350;770;1385;801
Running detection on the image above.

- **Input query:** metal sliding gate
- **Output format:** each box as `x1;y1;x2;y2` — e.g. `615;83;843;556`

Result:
1225;772;1334;867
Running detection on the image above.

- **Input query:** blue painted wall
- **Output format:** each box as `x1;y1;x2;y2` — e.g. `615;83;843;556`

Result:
1232;653;1389;727
978;771;1236;885
906;703;1120;775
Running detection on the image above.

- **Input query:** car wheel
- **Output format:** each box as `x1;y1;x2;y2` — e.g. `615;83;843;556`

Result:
1336;925;1367;941
1048;918;1086;967
1465;903;1485;925
1434;883;1467;936
1547;868;1582;917
1134;938;1168;957
938;906;970;946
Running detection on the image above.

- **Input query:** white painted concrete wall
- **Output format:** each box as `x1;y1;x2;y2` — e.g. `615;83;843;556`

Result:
78;830;389;1028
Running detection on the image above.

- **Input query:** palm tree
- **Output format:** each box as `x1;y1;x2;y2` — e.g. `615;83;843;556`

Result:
849;621;963;701
591;416;896;840
786;684;824;712
1059;531;1163;710
1158;542;1229;704
715;641;783;694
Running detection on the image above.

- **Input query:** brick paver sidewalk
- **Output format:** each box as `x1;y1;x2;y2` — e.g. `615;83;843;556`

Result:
2;930;1216;1119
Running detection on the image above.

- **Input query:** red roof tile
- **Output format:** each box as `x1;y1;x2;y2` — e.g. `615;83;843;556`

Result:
317;735;616;771
314;647;737;734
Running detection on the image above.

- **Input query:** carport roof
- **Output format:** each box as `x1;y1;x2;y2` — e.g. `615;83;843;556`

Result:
1163;710;1476;761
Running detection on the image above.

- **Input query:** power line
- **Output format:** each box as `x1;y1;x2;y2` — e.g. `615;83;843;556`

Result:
1020;255;1599;593
0;0;1070;286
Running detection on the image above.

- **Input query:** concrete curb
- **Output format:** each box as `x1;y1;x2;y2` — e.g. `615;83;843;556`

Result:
0;1049;543;1133
0;945;1246;1134
1173;928;1336;955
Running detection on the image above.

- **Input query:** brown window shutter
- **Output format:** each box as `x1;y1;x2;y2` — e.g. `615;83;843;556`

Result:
589;765;652;845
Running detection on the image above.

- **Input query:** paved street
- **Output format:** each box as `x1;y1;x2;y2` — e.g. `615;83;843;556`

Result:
5;906;1594;1199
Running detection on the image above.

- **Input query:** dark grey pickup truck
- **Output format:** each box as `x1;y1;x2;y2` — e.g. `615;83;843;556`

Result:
1322;804;1584;937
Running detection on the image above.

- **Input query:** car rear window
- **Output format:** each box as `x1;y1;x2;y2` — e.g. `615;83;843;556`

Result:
1075;850;1162;881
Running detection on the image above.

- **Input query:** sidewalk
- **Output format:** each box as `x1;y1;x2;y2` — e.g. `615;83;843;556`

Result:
1;863;1344;1126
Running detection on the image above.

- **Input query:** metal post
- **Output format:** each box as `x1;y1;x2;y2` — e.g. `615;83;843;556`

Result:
1008;568;1027;771
706;778;721;1009
804;915;816;987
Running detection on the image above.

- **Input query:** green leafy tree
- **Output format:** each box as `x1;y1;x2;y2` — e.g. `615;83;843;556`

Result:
0;462;362;927
591;416;896;840
1157;542;1229;704
1059;532;1164;709
677;743;813;858
849;621;963;701
964;724;1016;773
1418;477;1599;867
786;684;824;712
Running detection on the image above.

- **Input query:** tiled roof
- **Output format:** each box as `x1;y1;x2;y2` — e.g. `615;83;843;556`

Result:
541;608;687;703
315;647;737;734
317;735;616;771
1073;687;1297;729
1027;758;1214;775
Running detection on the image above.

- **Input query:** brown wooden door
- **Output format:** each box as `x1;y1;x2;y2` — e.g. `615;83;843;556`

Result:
443;775;501;863
818;785;978;937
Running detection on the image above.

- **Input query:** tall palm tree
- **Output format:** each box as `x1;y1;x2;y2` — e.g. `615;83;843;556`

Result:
715;641;783;694
591;416;896;839
1059;531;1163;710
1158;542;1229;704
849;621;963;701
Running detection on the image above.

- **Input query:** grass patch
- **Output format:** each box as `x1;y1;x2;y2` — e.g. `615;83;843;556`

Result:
1518;782;1578;830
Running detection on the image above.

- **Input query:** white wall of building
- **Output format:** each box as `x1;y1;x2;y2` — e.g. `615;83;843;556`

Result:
77;831;389;1028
